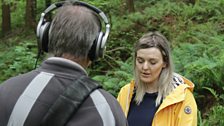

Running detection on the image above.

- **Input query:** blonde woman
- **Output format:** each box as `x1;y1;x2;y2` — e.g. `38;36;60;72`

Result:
117;31;197;126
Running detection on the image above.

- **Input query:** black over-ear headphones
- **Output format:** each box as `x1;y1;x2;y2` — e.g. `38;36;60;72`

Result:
36;0;110;61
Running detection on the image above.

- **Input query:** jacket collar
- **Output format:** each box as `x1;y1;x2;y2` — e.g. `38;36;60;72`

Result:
156;74;194;113
48;57;87;75
38;57;88;77
156;84;189;113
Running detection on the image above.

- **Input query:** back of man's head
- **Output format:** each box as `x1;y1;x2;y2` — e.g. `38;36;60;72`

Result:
48;2;101;60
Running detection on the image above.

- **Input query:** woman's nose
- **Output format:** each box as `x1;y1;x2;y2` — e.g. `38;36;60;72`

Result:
142;62;149;70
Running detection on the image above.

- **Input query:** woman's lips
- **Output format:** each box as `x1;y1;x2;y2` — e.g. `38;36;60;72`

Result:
141;72;151;78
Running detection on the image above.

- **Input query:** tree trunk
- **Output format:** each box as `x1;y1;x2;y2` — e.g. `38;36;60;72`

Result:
126;0;135;13
1;0;11;36
25;0;36;31
120;0;135;14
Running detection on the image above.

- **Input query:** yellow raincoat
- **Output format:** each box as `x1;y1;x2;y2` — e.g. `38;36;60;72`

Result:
117;74;197;126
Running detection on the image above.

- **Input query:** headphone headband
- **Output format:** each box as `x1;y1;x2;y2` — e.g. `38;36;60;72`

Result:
36;0;110;61
46;1;109;24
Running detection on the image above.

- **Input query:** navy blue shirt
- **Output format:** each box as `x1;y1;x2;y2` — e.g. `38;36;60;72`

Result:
127;92;159;126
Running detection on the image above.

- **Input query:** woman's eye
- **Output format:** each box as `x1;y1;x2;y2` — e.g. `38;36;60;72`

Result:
137;59;144;63
150;60;157;65
151;62;156;65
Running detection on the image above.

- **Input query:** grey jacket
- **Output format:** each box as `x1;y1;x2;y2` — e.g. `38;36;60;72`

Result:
0;57;127;126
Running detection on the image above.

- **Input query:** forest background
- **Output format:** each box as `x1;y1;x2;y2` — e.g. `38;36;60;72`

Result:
0;0;224;125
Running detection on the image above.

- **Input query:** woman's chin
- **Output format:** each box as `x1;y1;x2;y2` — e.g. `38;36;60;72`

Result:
140;77;152;84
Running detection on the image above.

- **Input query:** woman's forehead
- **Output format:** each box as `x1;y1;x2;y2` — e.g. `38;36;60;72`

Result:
136;48;163;59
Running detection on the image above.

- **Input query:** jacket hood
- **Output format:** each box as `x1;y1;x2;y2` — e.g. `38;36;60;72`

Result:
173;73;195;92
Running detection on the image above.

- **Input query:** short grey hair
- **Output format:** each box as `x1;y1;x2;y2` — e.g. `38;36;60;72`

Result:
48;2;100;59
133;31;174;106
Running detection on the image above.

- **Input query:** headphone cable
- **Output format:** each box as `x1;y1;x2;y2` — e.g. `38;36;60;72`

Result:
34;50;41;69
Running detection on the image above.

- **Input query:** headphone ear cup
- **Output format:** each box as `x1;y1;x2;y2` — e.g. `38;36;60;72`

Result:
88;32;104;61
95;32;104;59
88;39;97;61
97;32;104;58
39;22;51;52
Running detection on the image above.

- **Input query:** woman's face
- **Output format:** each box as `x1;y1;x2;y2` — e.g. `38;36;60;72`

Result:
135;47;166;85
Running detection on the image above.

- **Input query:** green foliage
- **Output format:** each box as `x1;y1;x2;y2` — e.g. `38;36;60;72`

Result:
0;38;37;83
0;1;1;35
11;0;26;28
198;110;206;126
202;105;224;126
85;0;120;12
202;87;219;101
92;58;133;97
173;34;224;92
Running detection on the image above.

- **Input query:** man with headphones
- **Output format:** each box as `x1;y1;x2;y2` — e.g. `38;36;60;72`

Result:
0;1;127;126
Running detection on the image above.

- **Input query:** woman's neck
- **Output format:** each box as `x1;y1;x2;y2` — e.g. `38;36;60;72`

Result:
145;81;158;93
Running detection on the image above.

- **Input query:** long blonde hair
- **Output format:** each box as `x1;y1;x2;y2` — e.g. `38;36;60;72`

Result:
133;31;174;106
